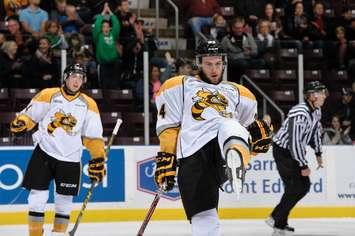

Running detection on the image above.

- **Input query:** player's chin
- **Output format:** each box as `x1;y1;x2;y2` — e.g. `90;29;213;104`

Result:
209;75;221;84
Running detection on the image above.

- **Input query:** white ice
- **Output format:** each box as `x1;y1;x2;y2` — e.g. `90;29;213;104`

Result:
1;218;355;236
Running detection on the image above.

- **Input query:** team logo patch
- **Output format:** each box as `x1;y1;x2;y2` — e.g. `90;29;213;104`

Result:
47;110;77;135
191;88;232;120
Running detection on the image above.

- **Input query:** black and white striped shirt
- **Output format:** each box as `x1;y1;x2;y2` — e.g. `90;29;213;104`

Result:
273;102;322;167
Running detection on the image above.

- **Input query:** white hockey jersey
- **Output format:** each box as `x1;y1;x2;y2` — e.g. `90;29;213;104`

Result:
155;75;257;159
18;87;104;162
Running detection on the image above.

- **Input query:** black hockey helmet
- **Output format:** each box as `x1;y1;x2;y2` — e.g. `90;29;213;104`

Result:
63;63;87;83
304;81;327;94
195;40;226;63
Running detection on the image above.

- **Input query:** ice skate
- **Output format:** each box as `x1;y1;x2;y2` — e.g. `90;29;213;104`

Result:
225;149;245;199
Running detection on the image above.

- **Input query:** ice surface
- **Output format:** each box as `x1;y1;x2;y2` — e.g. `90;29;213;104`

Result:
1;218;354;236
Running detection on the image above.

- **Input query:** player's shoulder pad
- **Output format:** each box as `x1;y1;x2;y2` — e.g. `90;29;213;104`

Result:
157;75;184;96
80;93;99;114
32;87;61;103
226;82;256;101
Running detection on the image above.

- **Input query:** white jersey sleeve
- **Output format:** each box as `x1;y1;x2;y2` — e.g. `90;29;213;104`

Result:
81;94;103;139
20;88;58;122
155;76;184;136
229;83;257;127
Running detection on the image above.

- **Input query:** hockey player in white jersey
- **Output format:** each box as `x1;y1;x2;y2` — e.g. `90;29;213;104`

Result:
154;40;272;235
10;64;106;236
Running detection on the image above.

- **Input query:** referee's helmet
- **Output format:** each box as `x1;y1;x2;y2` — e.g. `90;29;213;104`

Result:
304;81;327;94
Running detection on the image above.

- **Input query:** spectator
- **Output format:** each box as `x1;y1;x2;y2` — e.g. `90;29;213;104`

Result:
66;0;95;23
135;64;161;111
180;0;224;47
92;2;121;89
334;87;355;140
150;65;161;102
19;0;48;37
256;19;276;68
322;115;352;145
308;1;332;43
115;0;136;48
335;7;352;30
334;26;348;69
0;32;6;46
43;20;68;56
210;14;227;41
347;18;355;41
5;15;30;56
67;32;84;60
73;48;98;88
284;1;310;42
121;19;159;86
221;17;262;81
237;0;268;34
50;0;84;34
0;40;25;87
262;3;284;39
27;37;59;88
175;57;193;76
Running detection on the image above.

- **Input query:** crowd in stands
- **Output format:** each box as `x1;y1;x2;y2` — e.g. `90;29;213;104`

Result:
0;0;354;144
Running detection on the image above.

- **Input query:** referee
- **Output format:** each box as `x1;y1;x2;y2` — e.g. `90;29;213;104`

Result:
266;81;327;235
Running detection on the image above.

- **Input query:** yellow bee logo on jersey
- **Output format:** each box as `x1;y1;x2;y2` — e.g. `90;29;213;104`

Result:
191;89;232;121
47;111;77;135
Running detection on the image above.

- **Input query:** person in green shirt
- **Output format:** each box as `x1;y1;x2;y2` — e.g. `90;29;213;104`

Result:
93;2;121;89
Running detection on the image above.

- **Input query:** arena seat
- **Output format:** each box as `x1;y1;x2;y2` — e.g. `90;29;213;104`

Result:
103;89;134;111
10;88;39;110
0;88;11;111
304;70;322;81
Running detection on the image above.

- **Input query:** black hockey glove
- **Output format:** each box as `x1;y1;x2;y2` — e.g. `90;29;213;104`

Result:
155;152;177;191
248;119;273;154
10;118;27;136
88;157;106;183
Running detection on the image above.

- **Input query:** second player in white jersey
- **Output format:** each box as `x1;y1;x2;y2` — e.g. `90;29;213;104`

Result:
10;64;106;236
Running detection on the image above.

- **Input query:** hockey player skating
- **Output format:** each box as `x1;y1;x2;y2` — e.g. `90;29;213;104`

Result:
266;81;327;236
154;40;272;235
10;64;106;236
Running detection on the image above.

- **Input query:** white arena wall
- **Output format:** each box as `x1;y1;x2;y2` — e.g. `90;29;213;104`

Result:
0;145;354;225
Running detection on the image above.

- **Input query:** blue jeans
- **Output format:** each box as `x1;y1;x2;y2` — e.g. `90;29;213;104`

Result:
188;17;213;46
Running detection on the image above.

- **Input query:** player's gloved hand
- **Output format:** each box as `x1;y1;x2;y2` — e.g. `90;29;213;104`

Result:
154;152;177;191
88;157;106;183
248;119;273;154
10;117;27;136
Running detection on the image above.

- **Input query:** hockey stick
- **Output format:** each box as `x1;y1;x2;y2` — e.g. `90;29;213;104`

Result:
136;186;165;236
68;118;123;236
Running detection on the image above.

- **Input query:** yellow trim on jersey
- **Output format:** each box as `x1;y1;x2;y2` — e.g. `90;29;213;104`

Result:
227;82;256;101
1;207;355;224
32;88;60;103
230;144;251;166
80;93;100;114
83;137;106;159
15;114;36;131
156;76;184;97
59;87;82;102
159;127;180;154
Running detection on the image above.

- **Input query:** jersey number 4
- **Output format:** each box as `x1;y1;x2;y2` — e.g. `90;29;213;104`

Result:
159;104;166;119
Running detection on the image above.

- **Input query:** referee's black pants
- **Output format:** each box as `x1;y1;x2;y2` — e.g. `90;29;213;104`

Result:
271;143;311;228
